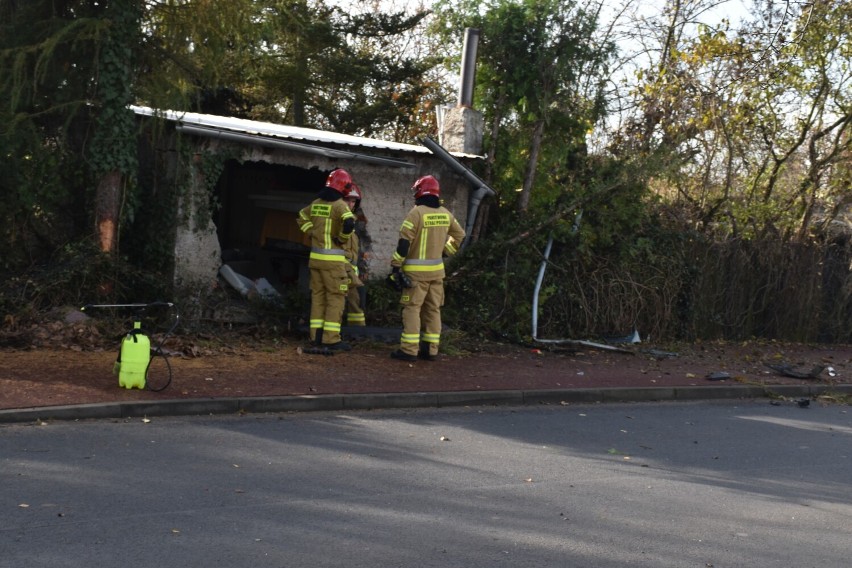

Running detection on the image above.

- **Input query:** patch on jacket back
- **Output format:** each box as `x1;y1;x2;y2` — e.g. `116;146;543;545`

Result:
423;213;450;227
311;204;332;217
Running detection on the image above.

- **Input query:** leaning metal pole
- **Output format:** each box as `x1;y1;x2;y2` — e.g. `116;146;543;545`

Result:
531;213;632;353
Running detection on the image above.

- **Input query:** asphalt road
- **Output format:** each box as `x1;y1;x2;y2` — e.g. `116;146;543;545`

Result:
2;400;851;567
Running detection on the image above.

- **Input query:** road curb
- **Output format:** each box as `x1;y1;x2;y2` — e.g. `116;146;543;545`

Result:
1;384;850;424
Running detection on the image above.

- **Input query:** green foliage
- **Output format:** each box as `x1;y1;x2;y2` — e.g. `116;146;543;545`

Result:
620;0;852;242
0;239;172;318
0;119;85;270
432;0;615;211
448;197;852;344
0;1;106;271
445;161;651;342
137;0;445;138
252;2;445;137
444;236;545;342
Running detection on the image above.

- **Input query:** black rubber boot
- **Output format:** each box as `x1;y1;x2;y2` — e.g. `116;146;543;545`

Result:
313;329;323;346
418;341;437;361
391;349;417;362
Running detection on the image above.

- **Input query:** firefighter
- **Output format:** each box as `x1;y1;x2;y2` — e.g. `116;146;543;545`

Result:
342;183;366;326
388;175;465;361
296;168;356;351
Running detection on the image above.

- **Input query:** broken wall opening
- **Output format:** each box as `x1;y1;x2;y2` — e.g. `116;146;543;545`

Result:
214;160;328;295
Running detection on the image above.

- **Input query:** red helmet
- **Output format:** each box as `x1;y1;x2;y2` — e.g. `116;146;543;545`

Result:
412;175;440;199
325;168;353;195
344;183;362;201
344;183;362;210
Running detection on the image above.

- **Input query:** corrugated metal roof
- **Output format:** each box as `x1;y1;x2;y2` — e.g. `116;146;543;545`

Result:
131;105;478;158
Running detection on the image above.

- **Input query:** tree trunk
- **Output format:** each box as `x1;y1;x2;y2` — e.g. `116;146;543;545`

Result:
517;119;545;213
95;169;122;255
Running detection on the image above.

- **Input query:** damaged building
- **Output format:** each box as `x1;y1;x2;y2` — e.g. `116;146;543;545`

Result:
132;103;490;299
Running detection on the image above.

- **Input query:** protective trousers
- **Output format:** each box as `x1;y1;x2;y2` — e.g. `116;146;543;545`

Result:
345;264;365;326
399;279;444;357
309;265;349;344
345;287;365;325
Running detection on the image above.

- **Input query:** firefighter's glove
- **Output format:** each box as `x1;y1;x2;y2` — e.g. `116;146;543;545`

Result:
386;267;412;292
385;271;402;292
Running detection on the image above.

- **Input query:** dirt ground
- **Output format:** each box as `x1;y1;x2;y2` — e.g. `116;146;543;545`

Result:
2;326;851;411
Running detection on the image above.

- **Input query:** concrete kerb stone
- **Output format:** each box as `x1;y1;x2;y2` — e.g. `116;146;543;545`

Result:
1;384;850;424
120;398;241;418
675;385;770;400
240;395;345;414
602;387;677;402
438;390;525;407
0;403;123;423
523;389;605;405
345;392;440;410
810;384;852;397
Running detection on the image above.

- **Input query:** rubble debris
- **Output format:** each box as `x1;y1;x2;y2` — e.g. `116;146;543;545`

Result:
705;371;731;381
604;329;641;344
642;349;678;359
219;265;280;299
764;363;825;380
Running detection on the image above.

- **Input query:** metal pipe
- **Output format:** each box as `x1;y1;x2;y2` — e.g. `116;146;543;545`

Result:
529;214;628;351
458;28;480;107
462;186;490;249
420;136;493;193
531;234;555;340
420;136;495;250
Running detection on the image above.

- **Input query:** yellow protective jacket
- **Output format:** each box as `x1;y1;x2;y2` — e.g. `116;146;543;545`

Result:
296;198;355;269
342;232;363;287
392;204;465;281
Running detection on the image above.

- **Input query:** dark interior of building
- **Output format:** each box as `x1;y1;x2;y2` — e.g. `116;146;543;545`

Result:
215;160;329;293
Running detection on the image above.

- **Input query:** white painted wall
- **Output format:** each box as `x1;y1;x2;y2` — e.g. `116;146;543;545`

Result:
172;158;222;291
